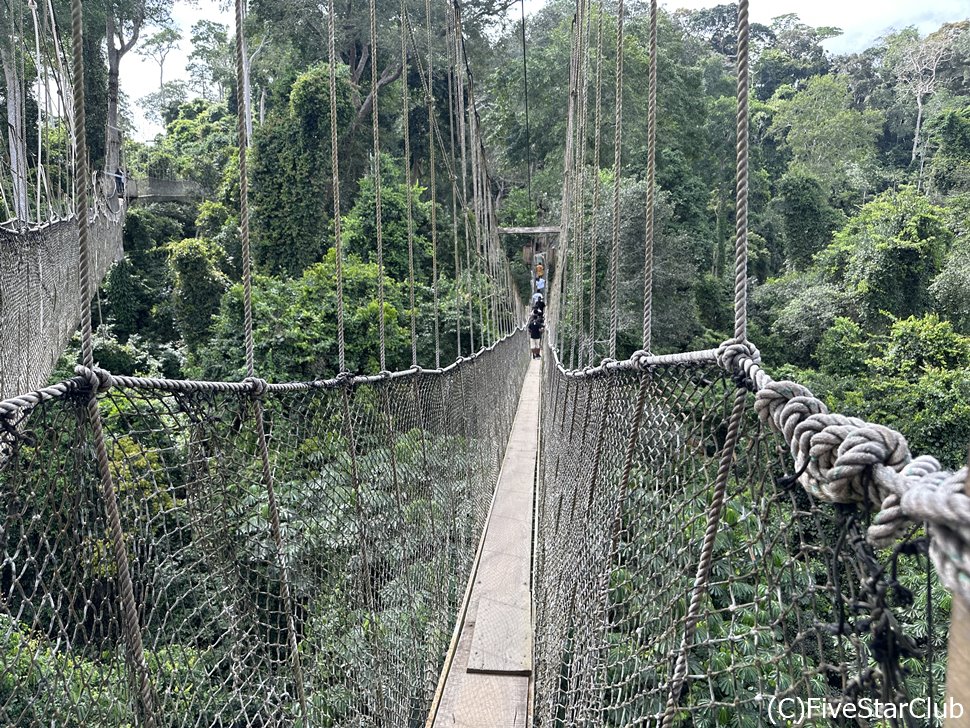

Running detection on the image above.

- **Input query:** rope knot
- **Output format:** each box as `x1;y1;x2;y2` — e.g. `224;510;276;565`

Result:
868;457;943;549
630;349;652;369
754;380;827;441
336;371;357;387
715;337;760;376
74;365;114;394
242;376;268;398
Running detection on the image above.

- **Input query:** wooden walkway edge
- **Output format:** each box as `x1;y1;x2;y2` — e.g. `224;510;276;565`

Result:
427;358;541;727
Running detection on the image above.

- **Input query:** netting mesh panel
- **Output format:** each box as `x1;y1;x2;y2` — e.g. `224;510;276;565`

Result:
0;330;527;726
0;215;124;400
535;360;947;727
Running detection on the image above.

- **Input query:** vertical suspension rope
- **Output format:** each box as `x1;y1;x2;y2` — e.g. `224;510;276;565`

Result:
734;0;750;342
400;0;419;366
607;0;624;359
234;0;256;378
453;6;475;352
447;55;462;357
234;0;308;718
327;0;347;371
642;0;657;352
588;4;604;365
368;0;386;370
520;0;533;209
69;0;156;722
425;0;441;367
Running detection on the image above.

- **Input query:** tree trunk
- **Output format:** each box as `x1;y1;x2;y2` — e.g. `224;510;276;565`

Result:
106;14;122;174
911;95;924;163
1;40;29;221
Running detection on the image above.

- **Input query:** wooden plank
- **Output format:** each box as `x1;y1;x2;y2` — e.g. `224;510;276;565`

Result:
428;359;541;727
498;225;560;235
467;595;532;674
944;460;970;727
451;673;530;727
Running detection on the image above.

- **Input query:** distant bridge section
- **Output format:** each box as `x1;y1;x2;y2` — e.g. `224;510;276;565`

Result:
0;211;124;399
126;178;203;203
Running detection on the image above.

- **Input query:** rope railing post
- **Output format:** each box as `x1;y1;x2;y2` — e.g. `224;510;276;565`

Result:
234;0;308;719
401;2;419;365
69;0;158;723
733;0;750;342
588;3;605;365
426;0;441;367
642;0;657;353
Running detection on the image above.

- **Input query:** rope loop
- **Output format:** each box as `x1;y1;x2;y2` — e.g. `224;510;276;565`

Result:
868;465;970;602
336;370;358;388
74;365;114;394
242;376;268;398
715;337;760;376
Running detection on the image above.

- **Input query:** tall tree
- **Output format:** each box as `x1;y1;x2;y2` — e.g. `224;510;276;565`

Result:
887;26;961;162
136;22;181;92
105;0;171;171
1;0;28;219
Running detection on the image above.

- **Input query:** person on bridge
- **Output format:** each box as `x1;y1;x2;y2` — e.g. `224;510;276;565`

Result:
535;262;544;278
528;313;544;360
535;276;546;292
531;291;543;307
532;297;545;317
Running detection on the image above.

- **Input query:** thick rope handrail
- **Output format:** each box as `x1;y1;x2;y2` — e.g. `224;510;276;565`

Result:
0;327;528;424
544;333;970;608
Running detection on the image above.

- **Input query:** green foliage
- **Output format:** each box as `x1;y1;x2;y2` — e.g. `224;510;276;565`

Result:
819;187;953;326
816;317;871;376
930;236;970;333
170;237;229;351
341;155;435;282
928;104;970;195
197;251;413;380
250;64;355;278
775;169;844;269
768;75;883;193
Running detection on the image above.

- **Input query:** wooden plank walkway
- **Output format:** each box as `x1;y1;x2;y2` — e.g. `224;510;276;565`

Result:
428;358;541;727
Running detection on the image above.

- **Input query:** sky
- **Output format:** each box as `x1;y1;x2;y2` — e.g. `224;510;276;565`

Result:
122;0;970;141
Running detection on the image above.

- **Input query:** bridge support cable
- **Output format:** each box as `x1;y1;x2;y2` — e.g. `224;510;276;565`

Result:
235;0;310;720
69;0;157;722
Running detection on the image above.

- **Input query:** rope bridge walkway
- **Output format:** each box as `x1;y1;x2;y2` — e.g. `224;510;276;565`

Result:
3;0;970;725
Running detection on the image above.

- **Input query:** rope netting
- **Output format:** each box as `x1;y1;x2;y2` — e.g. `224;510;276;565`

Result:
534;347;963;726
533;0;969;724
0;330;528;725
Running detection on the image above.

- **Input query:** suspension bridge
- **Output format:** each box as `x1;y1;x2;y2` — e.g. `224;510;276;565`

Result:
1;0;969;725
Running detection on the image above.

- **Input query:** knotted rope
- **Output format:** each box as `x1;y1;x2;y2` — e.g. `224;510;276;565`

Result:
712;337;970;603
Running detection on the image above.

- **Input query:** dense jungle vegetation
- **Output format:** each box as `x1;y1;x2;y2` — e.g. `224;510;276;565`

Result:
43;0;966;468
